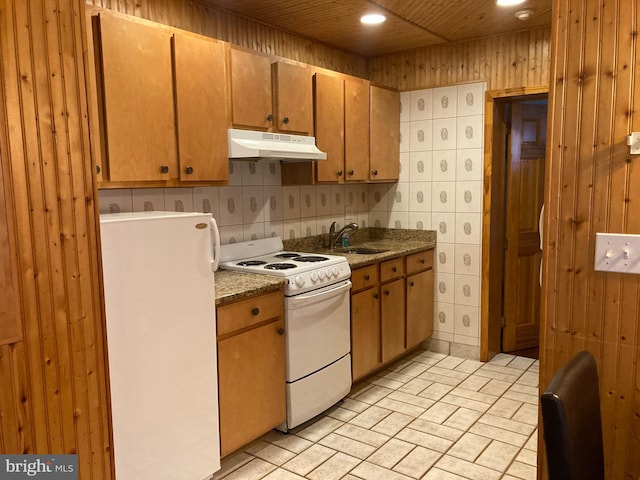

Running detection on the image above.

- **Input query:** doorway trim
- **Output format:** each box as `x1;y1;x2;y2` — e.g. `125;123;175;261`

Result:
480;85;549;362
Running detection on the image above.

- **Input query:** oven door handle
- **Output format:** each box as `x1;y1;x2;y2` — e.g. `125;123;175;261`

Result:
293;280;352;300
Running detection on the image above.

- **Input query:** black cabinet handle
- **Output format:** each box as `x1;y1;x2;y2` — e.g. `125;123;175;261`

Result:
384;289;390;296
251;307;260;316
277;327;285;336
364;274;370;281
282;116;290;124
373;293;379;299
348;170;354;176
392;266;397;273
160;165;169;174
96;165;101;174
372;169;378;176
409;281;415;287
267;114;274;122
185;166;194;175
337;170;343;177
419;258;425;264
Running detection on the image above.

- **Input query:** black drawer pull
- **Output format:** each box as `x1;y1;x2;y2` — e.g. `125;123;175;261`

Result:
337;170;343;177
384;289;390;296
277;327;285;336
185;166;194;175
251;307;260;316
348;170;354;176
392;266;397;273
373;293;379;299
364;274;370;281
267;114;273;122
282;116;290;124
409;281;415;287
419;259;425;264
160;165;169;174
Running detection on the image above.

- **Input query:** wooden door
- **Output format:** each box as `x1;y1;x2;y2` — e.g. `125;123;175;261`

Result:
173;33;228;182
369;85;400;181
218;318;286;456
94;14;177;181
344;78;370;182
502;101;546;352
381;279;405;362
406;269;434;349
272;62;313;135
314;73;344;183
229;48;273;130
351;288;380;381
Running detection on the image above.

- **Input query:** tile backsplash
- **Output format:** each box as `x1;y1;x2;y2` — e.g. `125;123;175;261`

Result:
99;80;487;356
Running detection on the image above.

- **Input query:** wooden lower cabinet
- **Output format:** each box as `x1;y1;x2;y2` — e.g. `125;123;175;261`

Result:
351;287;380;381
381;279;405;363
350;249;434;382
406;269;434;350
217;290;285;457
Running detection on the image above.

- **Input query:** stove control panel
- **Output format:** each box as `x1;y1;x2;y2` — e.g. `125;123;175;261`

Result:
285;262;351;295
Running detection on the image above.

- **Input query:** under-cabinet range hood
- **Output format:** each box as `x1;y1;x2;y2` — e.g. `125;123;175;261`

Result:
228;128;327;161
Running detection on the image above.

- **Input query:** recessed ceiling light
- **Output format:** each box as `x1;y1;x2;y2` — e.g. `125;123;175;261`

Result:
496;0;526;6
360;14;386;25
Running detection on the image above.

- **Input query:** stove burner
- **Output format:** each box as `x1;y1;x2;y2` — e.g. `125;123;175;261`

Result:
237;260;267;266
275;252;301;259
264;263;297;270
294;255;329;263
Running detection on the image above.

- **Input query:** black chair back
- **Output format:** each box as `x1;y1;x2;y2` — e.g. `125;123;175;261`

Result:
540;350;604;480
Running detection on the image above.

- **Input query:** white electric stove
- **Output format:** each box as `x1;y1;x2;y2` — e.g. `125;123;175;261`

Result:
219;237;352;430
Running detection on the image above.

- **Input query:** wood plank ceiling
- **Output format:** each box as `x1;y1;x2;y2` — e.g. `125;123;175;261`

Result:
201;0;552;56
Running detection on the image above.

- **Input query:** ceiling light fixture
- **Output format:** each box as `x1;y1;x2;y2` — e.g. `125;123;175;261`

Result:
515;9;533;20
360;14;386;25
496;0;526;6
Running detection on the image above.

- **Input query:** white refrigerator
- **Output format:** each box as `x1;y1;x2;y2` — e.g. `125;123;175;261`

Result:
99;211;221;479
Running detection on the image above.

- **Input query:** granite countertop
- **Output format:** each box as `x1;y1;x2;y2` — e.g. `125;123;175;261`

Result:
214;228;436;305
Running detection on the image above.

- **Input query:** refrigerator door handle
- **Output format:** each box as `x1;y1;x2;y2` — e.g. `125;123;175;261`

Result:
210;217;221;271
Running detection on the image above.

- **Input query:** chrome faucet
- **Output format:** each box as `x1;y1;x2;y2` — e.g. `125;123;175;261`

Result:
328;221;358;249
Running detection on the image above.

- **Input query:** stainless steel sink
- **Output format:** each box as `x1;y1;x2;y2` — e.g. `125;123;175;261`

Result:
333;247;388;255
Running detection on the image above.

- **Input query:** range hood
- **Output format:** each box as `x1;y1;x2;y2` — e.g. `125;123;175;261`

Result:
228;128;327;161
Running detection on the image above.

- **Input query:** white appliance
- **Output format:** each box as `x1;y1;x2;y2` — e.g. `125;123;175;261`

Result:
228;128;327;161
219;237;352;430
100;212;221;480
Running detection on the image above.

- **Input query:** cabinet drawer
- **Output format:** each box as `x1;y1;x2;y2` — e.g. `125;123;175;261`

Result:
380;257;404;282
351;265;378;292
406;249;434;274
217;290;284;338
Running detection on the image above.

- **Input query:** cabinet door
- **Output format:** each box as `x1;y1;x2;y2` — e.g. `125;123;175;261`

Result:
173;33;228;182
381;279;405;363
351;288;380;381
0;163;20;345
314;73;345;183
272;62;313;135
230;48;273;130
345;78;370;182
370;86;400;182
218;319;286;456
94;14;177;181
406;269;434;349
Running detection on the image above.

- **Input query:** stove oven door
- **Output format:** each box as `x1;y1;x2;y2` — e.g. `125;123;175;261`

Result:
285;279;352;382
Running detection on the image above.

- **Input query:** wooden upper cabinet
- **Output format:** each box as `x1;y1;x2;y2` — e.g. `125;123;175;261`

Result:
173;33;229;182
272;62;313;135
93;14;177;182
344;78;370;182
370;85;400;181
229;48;273;130
314;73;344;183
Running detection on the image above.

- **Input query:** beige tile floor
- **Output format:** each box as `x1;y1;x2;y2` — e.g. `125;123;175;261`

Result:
214;350;539;480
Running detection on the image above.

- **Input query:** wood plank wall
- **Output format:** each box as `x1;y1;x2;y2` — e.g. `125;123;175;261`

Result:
85;0;369;79
542;0;640;478
0;0;112;478
368;26;551;91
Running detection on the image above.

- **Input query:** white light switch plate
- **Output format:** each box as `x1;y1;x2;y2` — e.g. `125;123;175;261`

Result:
594;233;640;274
629;132;640;154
